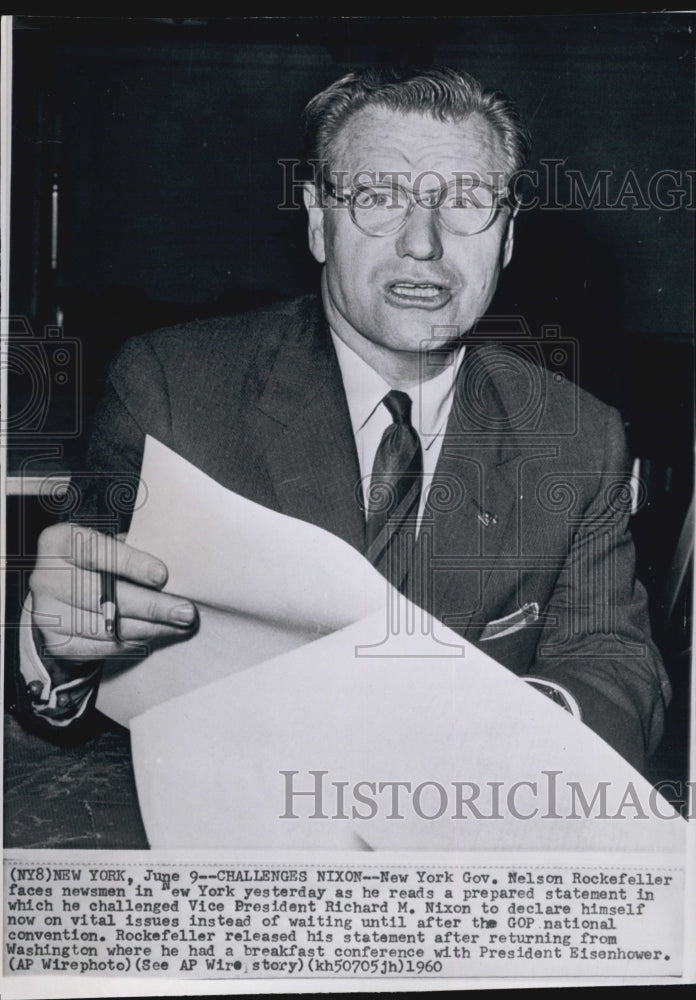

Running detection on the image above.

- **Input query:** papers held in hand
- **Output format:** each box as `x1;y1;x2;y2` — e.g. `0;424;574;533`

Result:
98;437;686;851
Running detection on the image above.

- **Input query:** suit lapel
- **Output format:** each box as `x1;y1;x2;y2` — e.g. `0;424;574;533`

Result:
411;345;524;637
252;298;366;555
248;307;532;633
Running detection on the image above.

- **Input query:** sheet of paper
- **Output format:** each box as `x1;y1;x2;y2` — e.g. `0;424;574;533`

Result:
97;435;390;725
99;436;685;852
131;606;686;852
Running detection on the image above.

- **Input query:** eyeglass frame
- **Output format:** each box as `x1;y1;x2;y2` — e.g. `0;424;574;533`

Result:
320;174;517;238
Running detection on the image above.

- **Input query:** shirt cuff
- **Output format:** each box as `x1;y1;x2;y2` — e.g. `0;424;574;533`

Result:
19;595;101;727
523;675;582;719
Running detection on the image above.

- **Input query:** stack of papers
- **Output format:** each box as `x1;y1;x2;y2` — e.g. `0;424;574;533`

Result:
97;437;686;851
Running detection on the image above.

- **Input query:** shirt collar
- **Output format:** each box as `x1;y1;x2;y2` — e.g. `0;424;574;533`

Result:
330;329;466;449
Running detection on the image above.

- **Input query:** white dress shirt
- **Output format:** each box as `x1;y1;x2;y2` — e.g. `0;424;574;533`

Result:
330;330;466;528
21;331;579;726
21;331;468;723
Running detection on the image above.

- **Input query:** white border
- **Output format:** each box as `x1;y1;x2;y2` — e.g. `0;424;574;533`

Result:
0;14;694;996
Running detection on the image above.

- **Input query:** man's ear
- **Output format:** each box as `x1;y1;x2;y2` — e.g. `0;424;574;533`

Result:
501;210;516;269
303;183;326;264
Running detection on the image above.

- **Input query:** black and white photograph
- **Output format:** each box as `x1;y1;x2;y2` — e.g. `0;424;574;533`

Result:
1;13;694;993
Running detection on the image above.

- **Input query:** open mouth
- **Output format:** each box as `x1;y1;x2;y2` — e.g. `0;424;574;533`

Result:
386;282;451;307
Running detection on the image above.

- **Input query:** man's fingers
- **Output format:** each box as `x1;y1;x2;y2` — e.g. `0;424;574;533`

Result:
112;616;198;643
34;587;198;631
114;580;198;626
37;523;168;589
79;528;168;587
34;602;197;658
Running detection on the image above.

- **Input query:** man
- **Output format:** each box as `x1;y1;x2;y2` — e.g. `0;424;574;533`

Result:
20;66;671;773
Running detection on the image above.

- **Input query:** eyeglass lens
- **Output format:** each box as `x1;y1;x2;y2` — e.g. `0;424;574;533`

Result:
351;183;497;235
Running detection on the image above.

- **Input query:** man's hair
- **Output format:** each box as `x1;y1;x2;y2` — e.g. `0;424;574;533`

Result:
303;65;531;181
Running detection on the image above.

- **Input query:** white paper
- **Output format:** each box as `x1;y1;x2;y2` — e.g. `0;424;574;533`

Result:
97;436;390;725
97;437;686;853
131;606;686;852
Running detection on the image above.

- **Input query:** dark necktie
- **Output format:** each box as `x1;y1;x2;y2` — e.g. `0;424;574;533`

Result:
365;390;423;587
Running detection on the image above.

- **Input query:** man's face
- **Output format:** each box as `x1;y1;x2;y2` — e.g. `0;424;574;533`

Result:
304;107;516;380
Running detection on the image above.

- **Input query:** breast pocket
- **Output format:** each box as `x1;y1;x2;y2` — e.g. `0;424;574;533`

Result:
479;601;539;642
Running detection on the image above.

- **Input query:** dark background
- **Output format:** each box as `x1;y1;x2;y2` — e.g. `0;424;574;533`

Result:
5;15;694;804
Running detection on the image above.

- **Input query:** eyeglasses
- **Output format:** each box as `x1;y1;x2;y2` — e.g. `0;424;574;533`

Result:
323;178;514;238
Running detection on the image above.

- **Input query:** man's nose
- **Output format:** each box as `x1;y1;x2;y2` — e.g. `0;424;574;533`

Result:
395;203;444;260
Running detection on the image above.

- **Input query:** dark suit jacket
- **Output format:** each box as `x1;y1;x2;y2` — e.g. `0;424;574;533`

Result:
72;294;670;771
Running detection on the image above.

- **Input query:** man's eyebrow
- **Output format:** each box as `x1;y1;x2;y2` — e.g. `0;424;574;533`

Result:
373;174;499;190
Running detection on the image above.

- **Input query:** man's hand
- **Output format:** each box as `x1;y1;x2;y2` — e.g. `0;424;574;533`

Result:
29;522;197;670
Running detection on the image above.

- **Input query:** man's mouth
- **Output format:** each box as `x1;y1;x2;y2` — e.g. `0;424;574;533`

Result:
385;282;452;308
